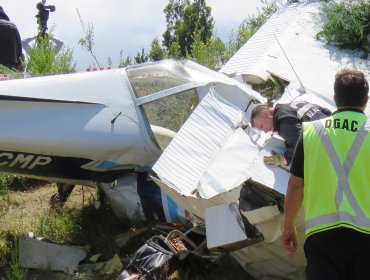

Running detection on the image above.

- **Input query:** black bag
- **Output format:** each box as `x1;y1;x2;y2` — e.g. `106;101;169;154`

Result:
117;235;173;279
239;179;284;212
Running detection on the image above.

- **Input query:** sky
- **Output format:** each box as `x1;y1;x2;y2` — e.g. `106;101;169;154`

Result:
1;0;263;70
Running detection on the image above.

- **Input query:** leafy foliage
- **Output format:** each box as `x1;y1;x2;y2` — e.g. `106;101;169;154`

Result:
149;38;165;61
0;174;30;192
118;50;133;68
187;32;226;70
134;48;150;64
316;0;370;54
163;0;214;57
251;76;285;100
0;65;24;79
185;0;279;70
26;35;76;76
77;8;101;68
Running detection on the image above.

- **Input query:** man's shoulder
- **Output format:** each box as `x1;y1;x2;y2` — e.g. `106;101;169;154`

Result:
0;19;17;29
274;103;298;121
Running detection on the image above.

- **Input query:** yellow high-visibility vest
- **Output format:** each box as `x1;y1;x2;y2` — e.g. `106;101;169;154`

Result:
303;110;370;237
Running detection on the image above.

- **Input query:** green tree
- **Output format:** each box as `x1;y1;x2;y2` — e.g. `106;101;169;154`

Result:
134;48;149;64
169;41;182;59
118;50;133;68
149;38;165;61
163;0;214;57
187;32;226;70
163;0;188;49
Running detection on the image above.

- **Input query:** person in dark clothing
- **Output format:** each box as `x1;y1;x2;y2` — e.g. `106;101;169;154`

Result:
0;6;23;71
251;101;331;166
282;69;370;280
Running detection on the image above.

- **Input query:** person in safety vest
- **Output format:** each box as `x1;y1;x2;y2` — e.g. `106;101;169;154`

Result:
282;69;370;280
251;102;331;166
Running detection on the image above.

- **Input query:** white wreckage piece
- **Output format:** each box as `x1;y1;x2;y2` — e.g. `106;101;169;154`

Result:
152;84;305;279
19;232;87;274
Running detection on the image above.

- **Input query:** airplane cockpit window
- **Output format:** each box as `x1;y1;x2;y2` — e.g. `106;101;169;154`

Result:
126;60;199;134
126;60;192;98
141;89;197;132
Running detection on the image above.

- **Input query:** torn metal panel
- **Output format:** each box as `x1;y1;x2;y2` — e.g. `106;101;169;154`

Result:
152;63;302;279
205;202;263;251
99;174;146;221
19;233;87;274
153;86;290;200
153;88;243;197
99;173;187;224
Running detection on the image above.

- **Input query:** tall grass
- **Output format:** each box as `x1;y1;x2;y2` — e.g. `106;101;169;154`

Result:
4;239;27;280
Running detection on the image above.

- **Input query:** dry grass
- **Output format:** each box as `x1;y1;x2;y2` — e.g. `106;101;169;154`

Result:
0;183;256;280
0;183;100;279
0;184;95;237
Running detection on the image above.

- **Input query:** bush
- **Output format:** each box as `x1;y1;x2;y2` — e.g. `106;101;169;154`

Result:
26;34;76;76
316;0;370;54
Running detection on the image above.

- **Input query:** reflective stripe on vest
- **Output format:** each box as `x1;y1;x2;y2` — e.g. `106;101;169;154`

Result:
290;102;316;120
305;119;370;231
296;103;316;120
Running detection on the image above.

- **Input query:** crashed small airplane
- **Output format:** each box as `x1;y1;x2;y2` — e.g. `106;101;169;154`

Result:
0;58;292;278
1;1;370;279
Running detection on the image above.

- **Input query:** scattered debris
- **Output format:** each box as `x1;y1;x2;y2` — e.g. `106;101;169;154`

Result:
19;232;87;274
114;226;149;248
76;254;123;278
89;253;103;263
117;235;174;279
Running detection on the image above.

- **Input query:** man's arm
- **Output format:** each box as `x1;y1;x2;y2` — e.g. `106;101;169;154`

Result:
281;174;304;253
278;118;301;164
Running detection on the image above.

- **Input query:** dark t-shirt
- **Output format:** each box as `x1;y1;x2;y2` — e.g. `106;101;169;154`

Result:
289;108;365;179
289;132;304;178
273;102;331;164
0;19;22;69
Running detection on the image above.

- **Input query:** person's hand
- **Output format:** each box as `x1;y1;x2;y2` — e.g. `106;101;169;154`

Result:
281;226;298;254
264;153;287;166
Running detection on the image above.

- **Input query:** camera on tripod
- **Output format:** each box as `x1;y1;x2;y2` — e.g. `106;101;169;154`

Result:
35;0;56;36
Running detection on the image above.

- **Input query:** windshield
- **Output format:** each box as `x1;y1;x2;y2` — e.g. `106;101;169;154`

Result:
126;60;199;133
126;60;192;98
